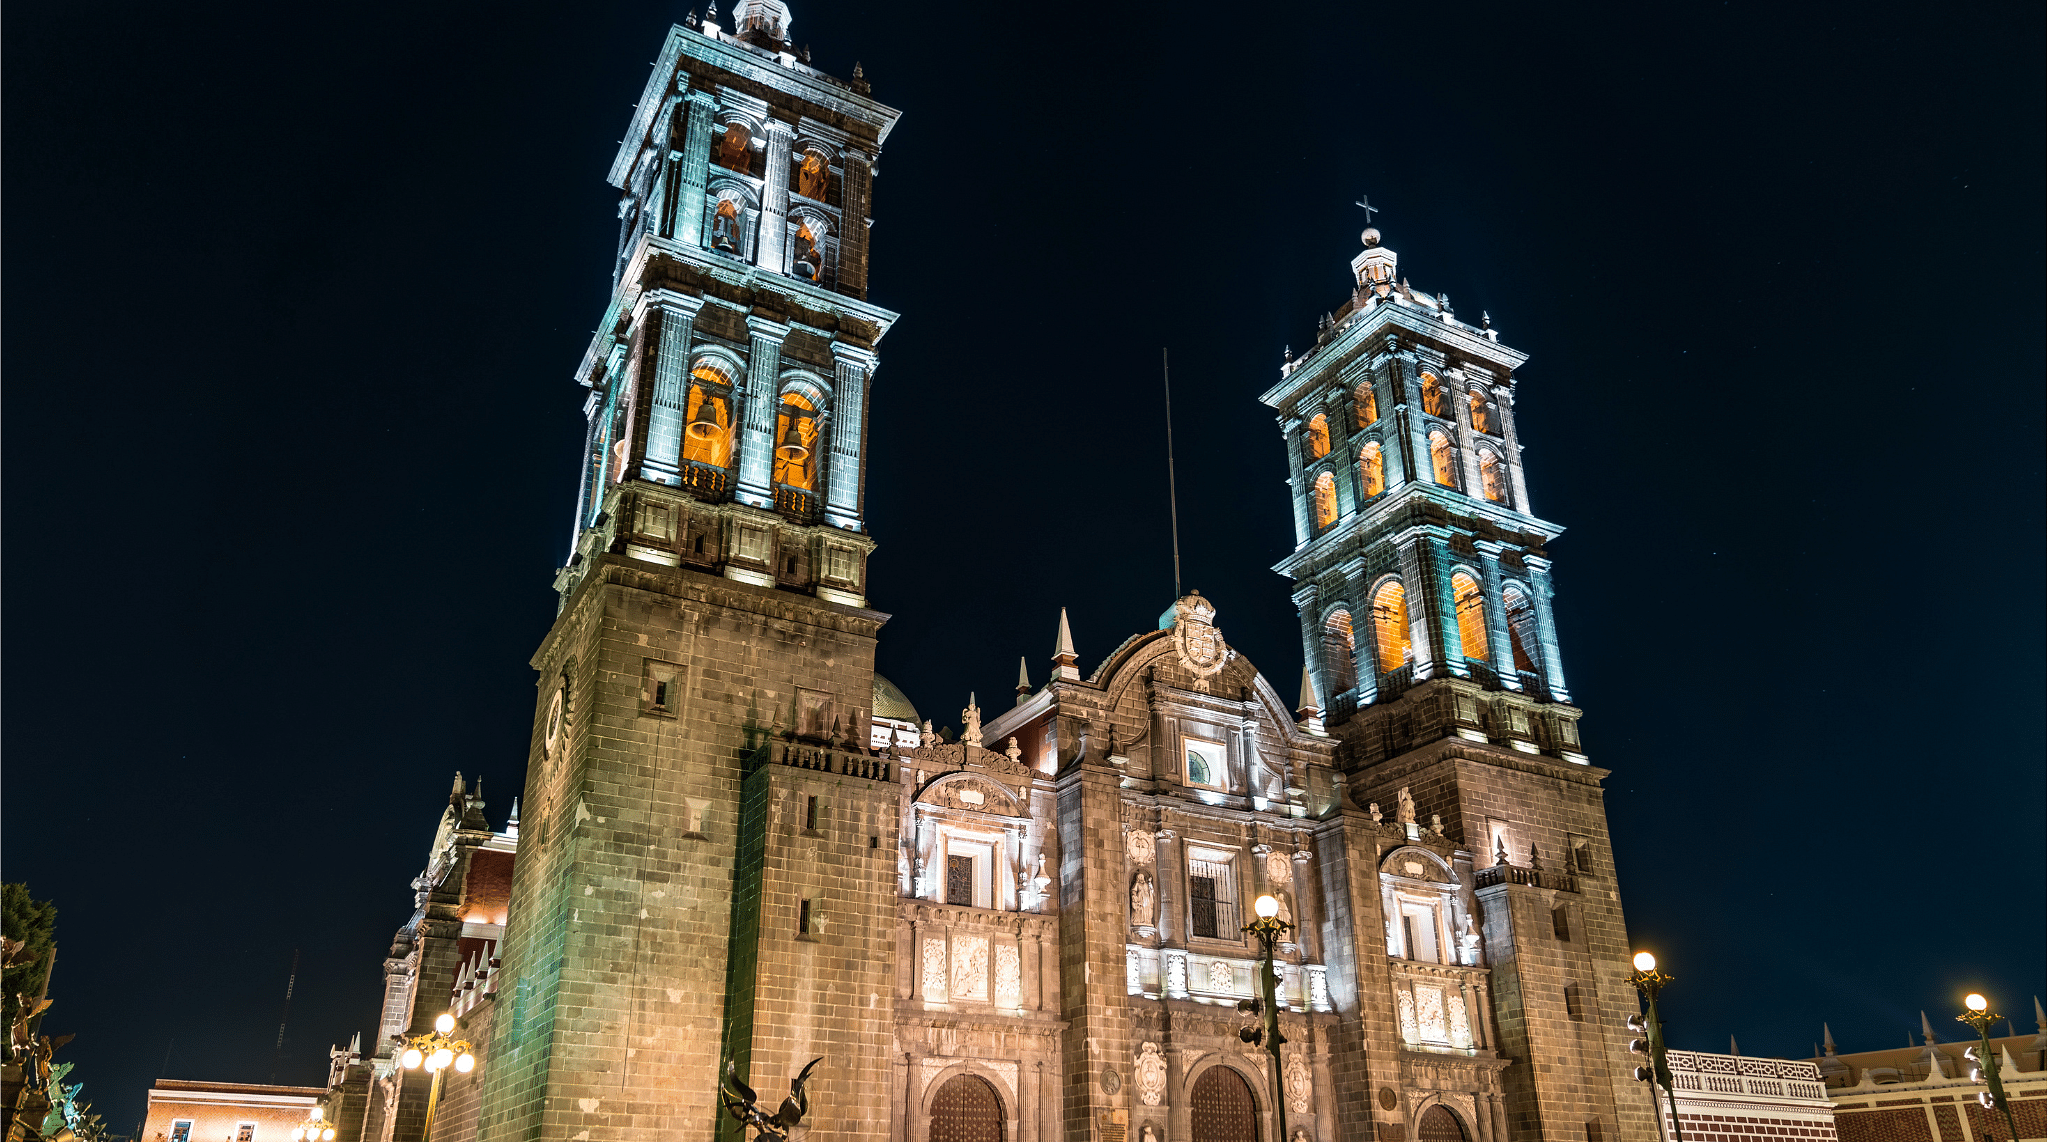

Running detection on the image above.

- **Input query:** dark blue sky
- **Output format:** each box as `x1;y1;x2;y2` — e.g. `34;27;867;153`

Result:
4;0;2042;1131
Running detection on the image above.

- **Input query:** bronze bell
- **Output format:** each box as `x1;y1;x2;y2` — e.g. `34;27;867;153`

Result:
775;414;810;461
686;394;722;440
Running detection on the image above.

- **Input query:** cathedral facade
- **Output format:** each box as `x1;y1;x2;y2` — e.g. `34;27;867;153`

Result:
333;6;1656;1142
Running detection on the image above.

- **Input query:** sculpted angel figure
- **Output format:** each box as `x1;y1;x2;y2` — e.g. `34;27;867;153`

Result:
1130;869;1156;928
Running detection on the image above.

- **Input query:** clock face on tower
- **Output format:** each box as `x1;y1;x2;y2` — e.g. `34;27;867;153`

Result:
544;687;565;762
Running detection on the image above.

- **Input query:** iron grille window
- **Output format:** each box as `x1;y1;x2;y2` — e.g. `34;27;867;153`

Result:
1190;875;1217;937
1187;857;1236;939
946;855;974;907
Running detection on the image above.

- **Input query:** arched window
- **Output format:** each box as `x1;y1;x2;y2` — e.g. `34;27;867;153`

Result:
929;1074;1003;1142
773;392;821;490
796;151;830;199
1323;610;1357;696
1468;390;1492;434
1502;586;1539;677
1356;383;1378;427
1451;572;1489;663
1429;430;1457;487
1419;372;1445;418
710;199;743;253
681;360;735;468
1416;1106;1469;1142
1305;414;1331;460
792;221;824;281
1371;580;1410;674
1478;449;1506;503
1189;1067;1258;1142
1359;442;1386;499
1311;472;1338;530
714;122;752;173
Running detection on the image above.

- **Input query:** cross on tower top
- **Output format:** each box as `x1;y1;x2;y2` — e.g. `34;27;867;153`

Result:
1355;194;1379;224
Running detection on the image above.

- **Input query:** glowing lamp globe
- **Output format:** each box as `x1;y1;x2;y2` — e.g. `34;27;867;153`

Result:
292;1128;305;1139
430;1048;455;1072
309;1110;322;1123
1965;993;1988;1012
401;1048;424;1070
1254;895;1280;920
435;1013;456;1034
322;1130;336;1140
455;1052;476;1074
1632;952;1657;972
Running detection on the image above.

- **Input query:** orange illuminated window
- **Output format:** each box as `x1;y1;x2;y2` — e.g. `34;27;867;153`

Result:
1479;450;1506;503
1429;430;1456;487
1420;372;1445;417
1360;442;1385;498
793;221;823;281
1305;414;1331;460
1356;384;1378;427
682;361;734;467
773;392;820;490
1468;390;1491;434
1503;586;1538;674
1312;471;1338;529
710;199;742;252
797;151;829;199
1452;572;1489;662
715;122;752;172
1371;580;1409;674
1323;610;1357;695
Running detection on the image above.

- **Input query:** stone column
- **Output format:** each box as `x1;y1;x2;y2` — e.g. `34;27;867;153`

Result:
826;342;874;531
1281;414;1311;547
638;290;704;484
669;86;718;246
736;314;788;508
839;147;874;297
1423;532;1467;676
1291;848;1317;966
1472;541;1520;689
1451;375;1482;494
757;120;796;273
569;388;601;549
642;93;681;238
1393;533;1445;679
1390;344;1429;486
1521;557;1572;702
1492;384;1532;512
1154;828;1182;960
1292;584;1327;713
1488;1090;1509;1142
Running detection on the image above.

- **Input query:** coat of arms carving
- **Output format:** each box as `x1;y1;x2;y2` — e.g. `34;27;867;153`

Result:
1171;592;1231;690
1134;1042;1167;1107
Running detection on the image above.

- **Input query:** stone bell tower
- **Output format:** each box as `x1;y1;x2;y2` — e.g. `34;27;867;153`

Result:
476;9;904;1142
1261;218;1654;1141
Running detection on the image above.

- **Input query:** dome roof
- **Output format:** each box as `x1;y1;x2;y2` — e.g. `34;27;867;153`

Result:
872;673;920;723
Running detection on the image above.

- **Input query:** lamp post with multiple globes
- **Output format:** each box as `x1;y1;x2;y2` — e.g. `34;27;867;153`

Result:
1241;894;1291;1142
395;1013;477;1142
289;1108;335;1142
1957;993;2021;1142
1627;952;1685;1142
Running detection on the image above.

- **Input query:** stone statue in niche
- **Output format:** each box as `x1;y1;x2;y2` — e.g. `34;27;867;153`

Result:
1130;870;1155;928
1368;801;1383;824
1396;786;1416;825
1429;813;1443;836
1143;1127;1161;1142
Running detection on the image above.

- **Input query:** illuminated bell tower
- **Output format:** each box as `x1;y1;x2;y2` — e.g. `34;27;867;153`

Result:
1262;219;1653;1141
479;8;903;1142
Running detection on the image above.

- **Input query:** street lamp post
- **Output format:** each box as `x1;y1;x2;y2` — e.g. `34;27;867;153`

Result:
1628;952;1685;1142
289;1107;336;1142
1957;993;2022;1142
395;1013;477;1142
1241;894;1291;1142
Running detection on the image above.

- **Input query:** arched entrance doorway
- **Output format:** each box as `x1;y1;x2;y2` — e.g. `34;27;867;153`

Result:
1190;1066;1259;1142
930;1073;1004;1142
1416;1106;1469;1142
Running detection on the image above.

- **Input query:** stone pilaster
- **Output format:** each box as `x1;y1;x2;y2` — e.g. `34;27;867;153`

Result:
838;148;873;298
669;86;718;246
736;315;789;508
1522;556;1571;702
638;291;704;484
825;343;874;531
757;120;796;273
1492;384;1531;512
1473;541;1521;689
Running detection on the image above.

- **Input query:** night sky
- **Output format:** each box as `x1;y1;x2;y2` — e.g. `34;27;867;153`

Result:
5;0;2042;1132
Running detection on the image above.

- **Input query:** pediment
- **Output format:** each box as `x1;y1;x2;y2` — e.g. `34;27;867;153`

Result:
915;771;1027;816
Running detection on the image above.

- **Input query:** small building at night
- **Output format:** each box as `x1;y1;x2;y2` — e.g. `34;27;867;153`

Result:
141;1080;324;1142
1799;1016;2045;1142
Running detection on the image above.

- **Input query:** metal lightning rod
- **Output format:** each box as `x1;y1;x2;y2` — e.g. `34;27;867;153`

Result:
1164;348;1182;601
